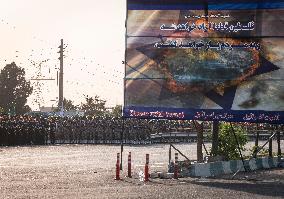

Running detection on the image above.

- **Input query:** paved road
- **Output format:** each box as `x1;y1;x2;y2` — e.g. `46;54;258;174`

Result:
0;144;283;198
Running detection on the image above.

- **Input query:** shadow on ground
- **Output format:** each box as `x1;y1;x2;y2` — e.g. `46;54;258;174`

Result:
190;179;284;197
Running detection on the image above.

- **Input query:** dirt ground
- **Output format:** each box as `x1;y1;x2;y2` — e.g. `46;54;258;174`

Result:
0;143;283;198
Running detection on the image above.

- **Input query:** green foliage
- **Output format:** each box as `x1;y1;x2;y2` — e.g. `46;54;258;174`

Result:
0;62;33;114
111;105;122;118
55;98;78;111
208;122;248;160
81;95;106;116
249;146;278;158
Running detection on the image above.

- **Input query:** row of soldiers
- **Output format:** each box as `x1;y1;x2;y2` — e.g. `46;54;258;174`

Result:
0;115;197;145
0;115;55;146
1;114;283;146
54;117;200;143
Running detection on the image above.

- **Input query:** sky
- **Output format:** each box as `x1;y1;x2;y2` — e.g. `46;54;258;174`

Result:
0;0;126;110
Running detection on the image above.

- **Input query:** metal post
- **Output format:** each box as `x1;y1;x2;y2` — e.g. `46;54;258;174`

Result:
197;123;203;162
120;118;124;170
170;143;190;162
115;153;120;180
174;153;178;179
145;154;149;182
169;144;172;165
128;152;132;178
269;131;273;157
253;132;277;157
254;124;259;158
211;121;219;156
277;131;281;158
193;121;203;162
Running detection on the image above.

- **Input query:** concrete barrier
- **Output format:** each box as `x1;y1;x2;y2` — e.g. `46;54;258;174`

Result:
177;157;281;177
279;158;284;168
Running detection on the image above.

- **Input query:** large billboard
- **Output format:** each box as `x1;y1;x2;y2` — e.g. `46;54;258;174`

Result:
124;0;284;123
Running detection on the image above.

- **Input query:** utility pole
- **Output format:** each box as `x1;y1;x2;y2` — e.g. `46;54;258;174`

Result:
58;39;64;111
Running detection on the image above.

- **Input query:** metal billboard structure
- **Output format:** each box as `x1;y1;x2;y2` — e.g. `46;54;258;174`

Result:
124;0;284;124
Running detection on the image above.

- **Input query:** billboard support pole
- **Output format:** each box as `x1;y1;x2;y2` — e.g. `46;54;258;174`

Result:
170;143;190;162
254;124;260;158
193;121;205;162
277;128;282;161
120;117;124;170
253;132;277;157
269;131;273;157
169;142;172;165
211;121;219;156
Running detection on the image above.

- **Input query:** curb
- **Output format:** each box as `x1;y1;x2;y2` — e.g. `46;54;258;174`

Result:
179;157;281;177
150;172;174;179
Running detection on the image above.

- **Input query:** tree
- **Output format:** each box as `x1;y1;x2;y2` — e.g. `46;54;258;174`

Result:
0;106;4;114
208;123;248;160
63;98;78;111
111;105;122;118
0;62;33;114
54;98;78;112
81;95;106;116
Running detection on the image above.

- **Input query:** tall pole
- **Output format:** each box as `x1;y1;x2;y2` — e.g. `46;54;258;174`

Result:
277;130;282;161
58;39;64;110
193;121;204;162
120;118;124;170
269;131;273;157
254;124;259;158
211;121;219;156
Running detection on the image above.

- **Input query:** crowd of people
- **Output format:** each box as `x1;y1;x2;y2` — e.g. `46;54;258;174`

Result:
0;114;283;146
50;116;197;144
0;114;201;145
0;115;54;145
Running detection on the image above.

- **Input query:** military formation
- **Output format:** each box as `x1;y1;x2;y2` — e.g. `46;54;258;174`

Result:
50;116;194;144
0;114;283;146
0;115;195;146
0;115;56;146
